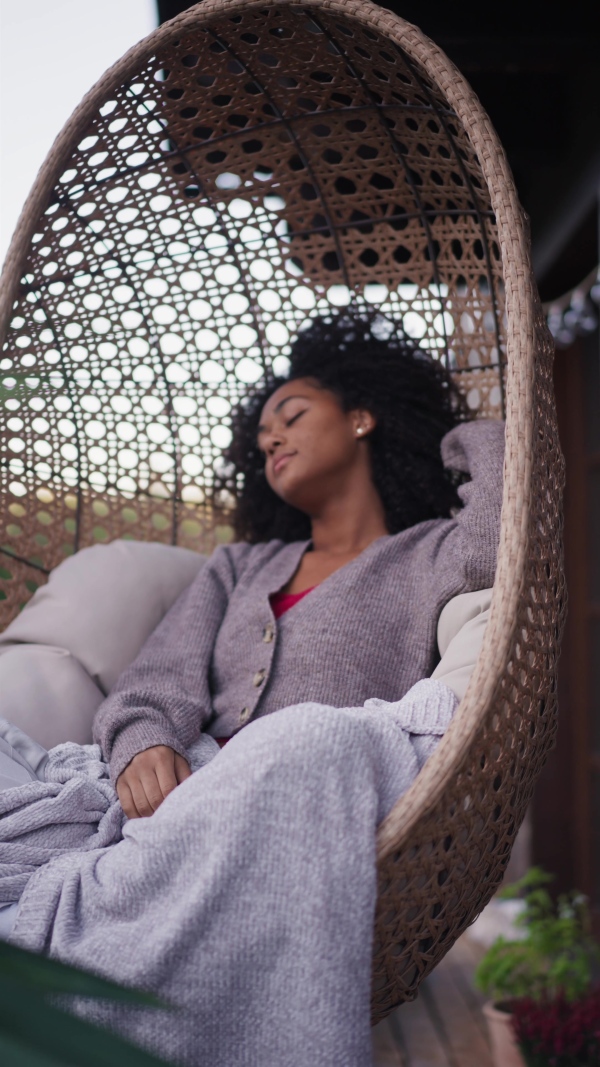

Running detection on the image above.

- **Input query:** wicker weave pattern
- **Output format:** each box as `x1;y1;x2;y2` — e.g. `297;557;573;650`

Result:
0;0;564;1020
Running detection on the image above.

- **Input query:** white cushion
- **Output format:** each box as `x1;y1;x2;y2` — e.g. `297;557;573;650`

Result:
0;646;104;748
432;588;492;701
0;540;206;746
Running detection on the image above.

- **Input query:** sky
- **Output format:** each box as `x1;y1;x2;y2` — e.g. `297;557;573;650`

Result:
0;0;157;268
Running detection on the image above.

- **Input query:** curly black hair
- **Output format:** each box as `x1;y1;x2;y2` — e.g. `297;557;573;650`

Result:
217;313;468;543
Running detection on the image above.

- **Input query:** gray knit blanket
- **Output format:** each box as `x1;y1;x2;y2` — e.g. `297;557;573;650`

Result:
2;680;457;1067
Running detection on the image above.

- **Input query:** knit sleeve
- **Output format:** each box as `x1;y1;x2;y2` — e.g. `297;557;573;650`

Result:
438;418;505;591
92;542;252;783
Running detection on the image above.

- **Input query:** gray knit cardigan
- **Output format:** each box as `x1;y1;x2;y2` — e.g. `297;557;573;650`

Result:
94;419;505;782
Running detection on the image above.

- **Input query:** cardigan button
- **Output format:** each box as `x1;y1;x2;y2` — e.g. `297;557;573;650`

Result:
253;669;266;687
263;623;274;643
240;707;251;724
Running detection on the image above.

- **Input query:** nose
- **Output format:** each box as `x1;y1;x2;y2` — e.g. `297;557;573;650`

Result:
264;423;286;456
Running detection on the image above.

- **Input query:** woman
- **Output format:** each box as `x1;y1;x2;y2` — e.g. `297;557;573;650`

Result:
3;313;504;1066
96;313;503;819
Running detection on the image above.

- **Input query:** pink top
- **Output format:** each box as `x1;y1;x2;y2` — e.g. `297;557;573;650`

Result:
215;586;316;747
269;586;316;619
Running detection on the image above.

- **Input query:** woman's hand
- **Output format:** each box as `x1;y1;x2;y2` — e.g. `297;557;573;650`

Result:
117;745;192;819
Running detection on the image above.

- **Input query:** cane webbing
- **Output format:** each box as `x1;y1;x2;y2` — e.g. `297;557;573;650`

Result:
0;0;565;1021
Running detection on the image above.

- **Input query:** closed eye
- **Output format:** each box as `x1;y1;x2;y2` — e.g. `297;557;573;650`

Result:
285;409;307;427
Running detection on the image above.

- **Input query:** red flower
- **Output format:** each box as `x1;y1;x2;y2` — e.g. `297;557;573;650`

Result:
512;988;600;1065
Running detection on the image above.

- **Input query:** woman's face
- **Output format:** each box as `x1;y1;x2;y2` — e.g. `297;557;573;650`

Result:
257;377;375;514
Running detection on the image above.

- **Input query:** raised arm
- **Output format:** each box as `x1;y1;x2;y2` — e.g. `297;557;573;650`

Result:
438;418;505;592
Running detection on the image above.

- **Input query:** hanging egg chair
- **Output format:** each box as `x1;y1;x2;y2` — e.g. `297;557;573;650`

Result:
0;0;565;1021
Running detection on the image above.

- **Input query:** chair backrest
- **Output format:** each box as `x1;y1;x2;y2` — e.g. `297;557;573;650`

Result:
0;0;507;621
0;0;565;1017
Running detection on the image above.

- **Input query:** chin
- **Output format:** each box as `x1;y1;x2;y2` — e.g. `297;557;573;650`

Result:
273;483;302;508
269;468;302;501
274;487;307;513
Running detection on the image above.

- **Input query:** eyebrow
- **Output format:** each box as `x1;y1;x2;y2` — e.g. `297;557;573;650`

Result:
257;394;310;434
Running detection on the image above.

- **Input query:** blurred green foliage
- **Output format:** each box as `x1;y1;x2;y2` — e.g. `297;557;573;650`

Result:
475;867;599;1005
0;940;171;1065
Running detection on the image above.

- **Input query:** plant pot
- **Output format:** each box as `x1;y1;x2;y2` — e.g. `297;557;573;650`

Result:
482;1001;527;1067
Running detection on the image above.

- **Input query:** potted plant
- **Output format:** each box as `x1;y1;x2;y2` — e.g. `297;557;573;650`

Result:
511;989;600;1066
474;867;600;1067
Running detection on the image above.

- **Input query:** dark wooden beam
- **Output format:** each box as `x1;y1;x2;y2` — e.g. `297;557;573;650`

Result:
533;337;600;901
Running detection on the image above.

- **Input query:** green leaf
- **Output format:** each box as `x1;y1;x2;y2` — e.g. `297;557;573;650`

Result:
0;942;160;1005
0;982;171;1067
475;865;598;1002
0;1030;74;1067
498;867;554;901
0;943;172;1066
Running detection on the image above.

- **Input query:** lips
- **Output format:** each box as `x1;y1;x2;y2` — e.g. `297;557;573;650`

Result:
272;451;296;475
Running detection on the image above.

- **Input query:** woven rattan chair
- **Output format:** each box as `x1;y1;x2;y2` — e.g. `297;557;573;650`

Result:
0;0;565;1021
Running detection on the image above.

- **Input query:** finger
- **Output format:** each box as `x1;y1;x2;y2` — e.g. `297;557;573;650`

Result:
140;768;169;813
117;780;139;820
129;775;157;818
154;757;179;800
174;754;192;784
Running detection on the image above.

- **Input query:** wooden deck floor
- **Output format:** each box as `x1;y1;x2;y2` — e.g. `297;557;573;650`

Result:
372;936;493;1067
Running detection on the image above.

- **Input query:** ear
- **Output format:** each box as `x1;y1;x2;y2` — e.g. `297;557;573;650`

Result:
352;409;377;439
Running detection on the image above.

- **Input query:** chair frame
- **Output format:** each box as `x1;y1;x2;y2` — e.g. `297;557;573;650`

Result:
0;0;565;1021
